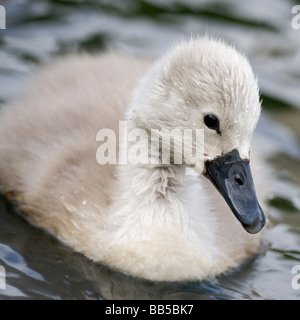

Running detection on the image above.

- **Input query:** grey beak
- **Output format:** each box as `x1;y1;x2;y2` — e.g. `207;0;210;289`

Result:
204;149;266;234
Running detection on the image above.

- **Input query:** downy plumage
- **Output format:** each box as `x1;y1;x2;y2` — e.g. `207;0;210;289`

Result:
0;37;266;281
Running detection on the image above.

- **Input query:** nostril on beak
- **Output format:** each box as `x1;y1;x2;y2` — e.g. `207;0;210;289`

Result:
234;174;244;186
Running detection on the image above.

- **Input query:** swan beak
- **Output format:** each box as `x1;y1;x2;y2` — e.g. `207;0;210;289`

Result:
204;149;266;234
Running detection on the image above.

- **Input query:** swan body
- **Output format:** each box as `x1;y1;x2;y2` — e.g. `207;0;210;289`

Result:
0;38;265;281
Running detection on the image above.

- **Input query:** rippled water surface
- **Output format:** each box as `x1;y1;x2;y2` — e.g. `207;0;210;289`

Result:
0;0;300;300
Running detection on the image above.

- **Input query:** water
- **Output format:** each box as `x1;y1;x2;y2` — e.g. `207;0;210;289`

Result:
0;0;300;300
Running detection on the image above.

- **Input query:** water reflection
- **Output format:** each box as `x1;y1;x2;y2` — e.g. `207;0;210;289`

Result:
1;192;299;300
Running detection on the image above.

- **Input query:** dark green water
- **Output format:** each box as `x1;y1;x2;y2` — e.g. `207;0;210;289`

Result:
0;0;300;299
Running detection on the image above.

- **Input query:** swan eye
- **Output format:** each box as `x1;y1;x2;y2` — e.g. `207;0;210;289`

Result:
204;114;219;131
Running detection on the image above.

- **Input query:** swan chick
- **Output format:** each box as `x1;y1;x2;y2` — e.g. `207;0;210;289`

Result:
0;37;266;281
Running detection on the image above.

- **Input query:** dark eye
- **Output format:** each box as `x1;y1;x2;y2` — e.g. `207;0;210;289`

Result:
204;114;219;130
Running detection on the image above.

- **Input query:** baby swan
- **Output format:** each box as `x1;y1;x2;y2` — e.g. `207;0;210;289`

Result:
0;38;266;281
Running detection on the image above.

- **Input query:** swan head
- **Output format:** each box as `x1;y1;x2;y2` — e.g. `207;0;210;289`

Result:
129;37;265;234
